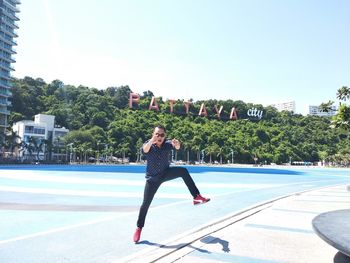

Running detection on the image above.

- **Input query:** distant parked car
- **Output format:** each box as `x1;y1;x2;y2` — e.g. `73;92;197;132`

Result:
88;157;96;163
107;156;118;163
98;157;106;162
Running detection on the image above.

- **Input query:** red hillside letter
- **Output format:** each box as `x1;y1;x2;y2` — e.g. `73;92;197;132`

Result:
230;107;238;120
168;99;176;113
129;93;140;108
214;105;223;119
184;101;192;114
198;103;208;117
149;96;159;111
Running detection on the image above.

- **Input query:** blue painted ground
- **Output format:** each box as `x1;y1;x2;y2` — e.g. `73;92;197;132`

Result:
0;165;349;262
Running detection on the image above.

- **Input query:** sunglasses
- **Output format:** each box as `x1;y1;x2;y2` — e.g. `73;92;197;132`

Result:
156;133;165;137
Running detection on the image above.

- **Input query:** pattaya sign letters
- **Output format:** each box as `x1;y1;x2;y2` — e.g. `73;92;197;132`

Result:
129;93;264;120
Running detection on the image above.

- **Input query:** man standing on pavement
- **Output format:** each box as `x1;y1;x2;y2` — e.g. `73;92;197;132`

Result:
133;125;210;243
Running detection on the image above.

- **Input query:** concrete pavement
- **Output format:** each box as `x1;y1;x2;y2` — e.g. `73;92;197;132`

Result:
123;184;350;263
1;166;350;262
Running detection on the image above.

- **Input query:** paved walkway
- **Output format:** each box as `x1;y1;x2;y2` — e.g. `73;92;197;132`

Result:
122;184;350;263
1;166;349;262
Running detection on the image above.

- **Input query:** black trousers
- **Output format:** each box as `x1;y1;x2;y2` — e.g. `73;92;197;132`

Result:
136;167;200;228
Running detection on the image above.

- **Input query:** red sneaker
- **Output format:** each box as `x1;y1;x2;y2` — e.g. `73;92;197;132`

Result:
193;194;210;205
133;227;142;243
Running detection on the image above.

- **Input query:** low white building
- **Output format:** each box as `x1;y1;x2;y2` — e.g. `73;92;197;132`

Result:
12;114;69;161
270;101;296;113
308;105;337;117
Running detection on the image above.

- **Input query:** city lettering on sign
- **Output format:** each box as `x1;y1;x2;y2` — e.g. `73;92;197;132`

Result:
129;93;263;121
247;108;264;119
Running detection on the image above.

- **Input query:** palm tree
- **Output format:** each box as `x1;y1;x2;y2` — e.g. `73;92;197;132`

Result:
36;139;47;161
27;136;39;161
206;143;219;164
136;138;143;162
20;137;38;161
42;139;53;161
0;133;4;158
337;86;350;101
217;146;226;164
3;128;21;158
181;140;191;163
319;100;334;113
190;135;202;163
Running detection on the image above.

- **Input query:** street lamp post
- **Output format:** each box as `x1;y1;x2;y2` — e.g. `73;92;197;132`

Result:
67;143;73;164
96;141;100;164
254;156;258;166
105;144;108;163
201;150;205;164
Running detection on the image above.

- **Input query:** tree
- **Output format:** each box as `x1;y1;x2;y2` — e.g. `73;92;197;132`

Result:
107;85;132;108
47;79;64;95
42;139;53;161
8;76;350;165
337;86;350;101
136;138;143;162
3;128;21;157
331;104;350;130
90;112;109;129
8;112;25;125
141;90;154;99
64;130;95;161
329;86;350;130
22;136;39;161
36;139;46;161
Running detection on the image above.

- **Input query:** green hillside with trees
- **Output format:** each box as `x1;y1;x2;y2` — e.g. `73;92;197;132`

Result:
3;76;350;165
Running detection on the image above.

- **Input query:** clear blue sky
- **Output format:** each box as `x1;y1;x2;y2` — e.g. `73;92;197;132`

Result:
14;0;350;114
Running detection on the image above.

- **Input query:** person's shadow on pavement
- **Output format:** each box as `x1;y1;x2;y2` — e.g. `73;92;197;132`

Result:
200;235;230;253
138;240;210;254
138;235;230;255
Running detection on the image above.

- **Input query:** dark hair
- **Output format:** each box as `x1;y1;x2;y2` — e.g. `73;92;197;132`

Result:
155;125;166;132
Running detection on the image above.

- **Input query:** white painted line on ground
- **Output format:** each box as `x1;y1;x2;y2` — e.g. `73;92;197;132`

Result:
0;214;125;245
0;198;191;246
0;173;284;189
0;186;189;198
0;173;146;186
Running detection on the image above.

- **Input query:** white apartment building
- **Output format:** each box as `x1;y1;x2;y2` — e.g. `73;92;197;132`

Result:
12;114;69;160
270;101;296;113
308;105;337;117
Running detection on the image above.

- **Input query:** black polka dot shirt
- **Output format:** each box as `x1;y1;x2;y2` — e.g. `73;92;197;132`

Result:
142;139;174;179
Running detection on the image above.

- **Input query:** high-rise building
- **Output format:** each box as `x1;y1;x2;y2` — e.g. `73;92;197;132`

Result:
308;105;338;117
270;101;296;113
0;0;20;137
